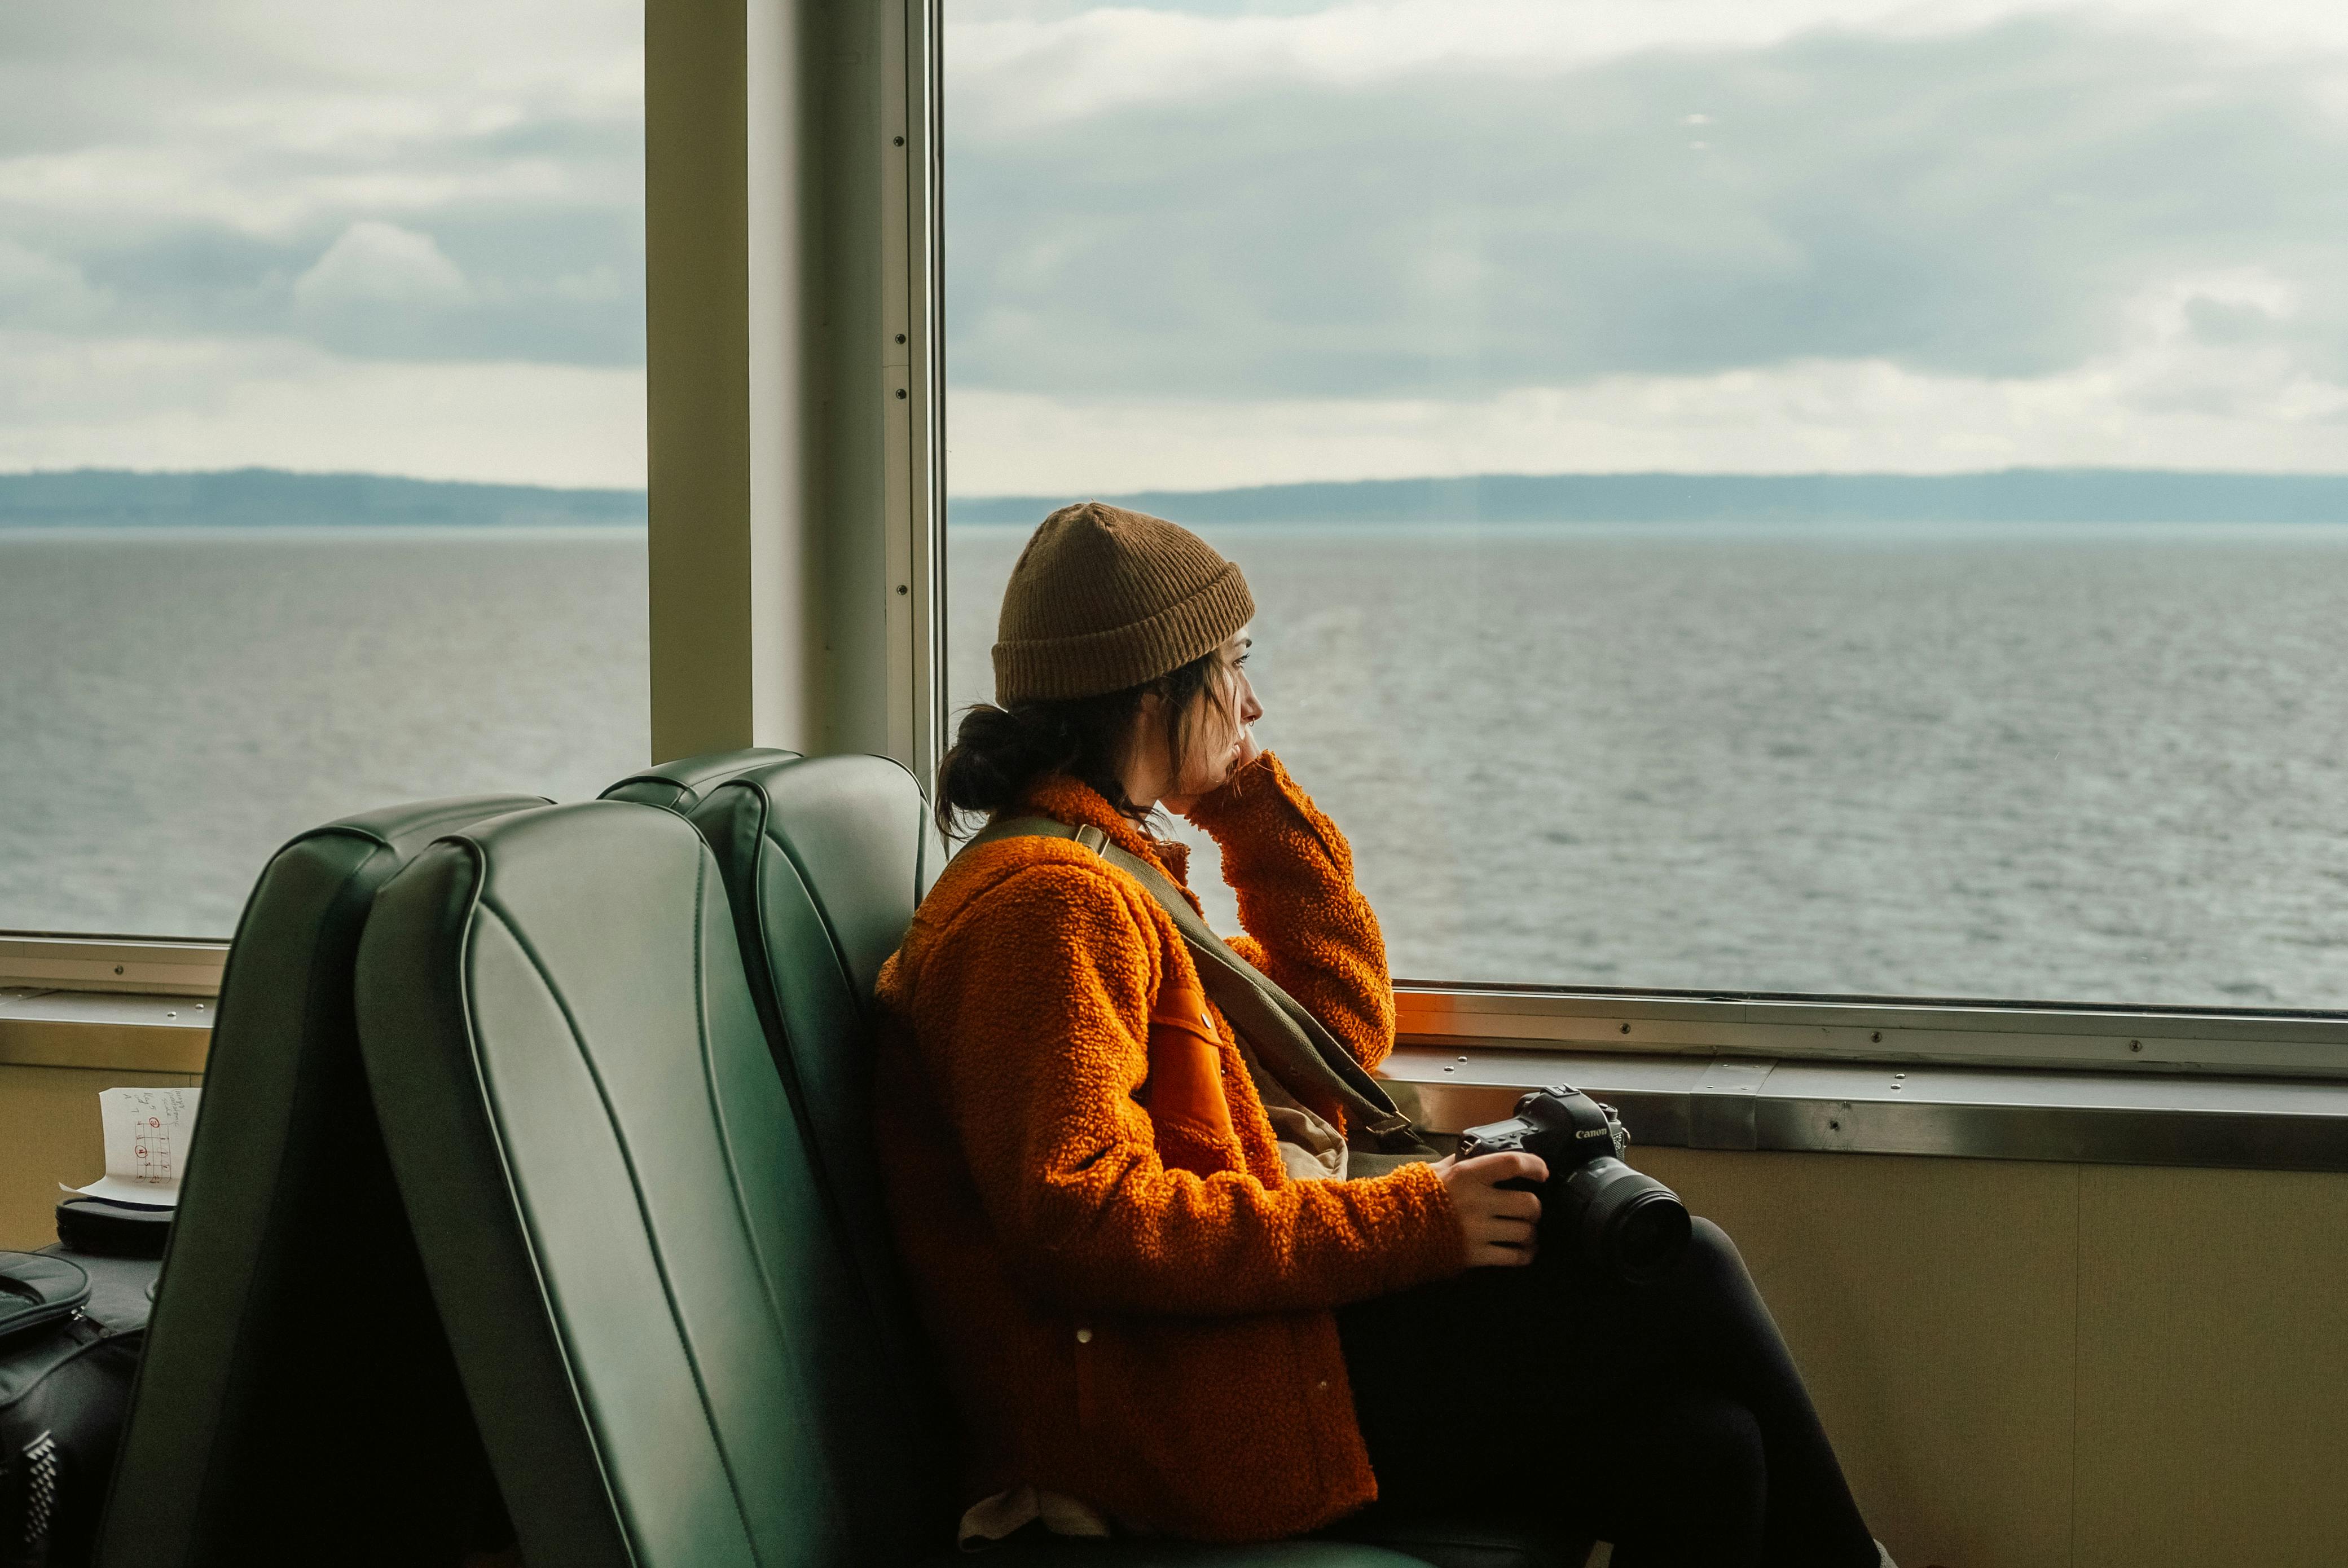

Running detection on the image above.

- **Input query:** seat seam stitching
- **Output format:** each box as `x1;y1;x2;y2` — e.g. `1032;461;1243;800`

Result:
467;887;638;1566
696;849;862;1562
755;795;939;1322
737;779;951;1509
483;884;765;1566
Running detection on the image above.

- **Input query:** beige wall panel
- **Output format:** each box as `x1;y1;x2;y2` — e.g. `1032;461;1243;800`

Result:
0;1063;198;1250
1638;1147;2078;1568
2073;1166;2348;1568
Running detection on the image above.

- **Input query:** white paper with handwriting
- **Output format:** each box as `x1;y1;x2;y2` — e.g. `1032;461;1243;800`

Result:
67;1086;201;1208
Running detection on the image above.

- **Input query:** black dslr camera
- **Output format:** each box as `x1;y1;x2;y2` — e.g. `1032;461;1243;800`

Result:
1454;1085;1691;1283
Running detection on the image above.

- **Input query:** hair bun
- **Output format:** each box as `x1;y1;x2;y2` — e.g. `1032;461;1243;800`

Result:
937;703;1076;822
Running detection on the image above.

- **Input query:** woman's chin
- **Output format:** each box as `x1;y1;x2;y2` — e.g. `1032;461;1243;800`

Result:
1185;763;1234;799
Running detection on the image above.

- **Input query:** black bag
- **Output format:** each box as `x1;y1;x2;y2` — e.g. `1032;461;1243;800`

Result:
50;1203;169;1263
1;1251;157;1568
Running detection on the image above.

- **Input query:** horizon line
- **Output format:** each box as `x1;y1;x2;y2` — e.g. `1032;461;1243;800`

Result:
12;462;2348;497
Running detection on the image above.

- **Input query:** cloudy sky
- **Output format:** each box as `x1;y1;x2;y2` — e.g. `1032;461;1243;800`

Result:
3;2;2344;491
0;1;644;486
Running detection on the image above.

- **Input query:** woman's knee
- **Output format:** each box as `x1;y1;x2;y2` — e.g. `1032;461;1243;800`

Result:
1687;1215;1738;1266
1657;1215;1743;1292
1628;1216;1767;1335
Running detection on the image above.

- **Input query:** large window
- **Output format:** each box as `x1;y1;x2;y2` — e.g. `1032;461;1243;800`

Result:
0;2;648;938
944;1;2348;1009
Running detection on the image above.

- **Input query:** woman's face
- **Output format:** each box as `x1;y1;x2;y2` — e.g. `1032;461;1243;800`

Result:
1121;627;1264;811
1169;628;1263;800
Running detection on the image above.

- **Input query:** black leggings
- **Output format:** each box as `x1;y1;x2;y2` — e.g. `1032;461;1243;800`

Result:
1335;1218;1877;1568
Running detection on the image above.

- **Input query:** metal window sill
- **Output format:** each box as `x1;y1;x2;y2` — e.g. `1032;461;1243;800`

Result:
1392;981;2348;1078
0;935;226;997
1383;1046;2348;1173
0;988;213;1074
11;983;2348;1171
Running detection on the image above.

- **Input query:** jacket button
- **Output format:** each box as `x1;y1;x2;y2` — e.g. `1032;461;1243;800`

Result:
1076;1328;1093;1344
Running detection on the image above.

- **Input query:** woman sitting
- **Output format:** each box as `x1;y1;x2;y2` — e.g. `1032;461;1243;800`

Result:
873;501;1894;1568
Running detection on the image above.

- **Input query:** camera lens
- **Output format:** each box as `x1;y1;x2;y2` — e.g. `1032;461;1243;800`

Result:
1610;1188;1693;1283
1567;1158;1693;1284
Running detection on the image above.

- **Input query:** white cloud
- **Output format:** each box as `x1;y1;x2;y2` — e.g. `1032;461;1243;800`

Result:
0;3;640;240
946;7;2348;483
947;317;2348;495
293;221;469;308
0;3;645;485
0;331;645;488
0;238;105;324
948;0;2348;130
552;265;626;302
0;143;610;243
5;0;2341;488
951;16;2348;392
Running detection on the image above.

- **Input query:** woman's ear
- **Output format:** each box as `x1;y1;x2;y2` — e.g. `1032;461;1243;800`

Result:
1119;689;1171;779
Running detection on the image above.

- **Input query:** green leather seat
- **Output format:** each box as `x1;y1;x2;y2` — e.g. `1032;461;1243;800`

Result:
356;801;937;1567
98;795;543;1568
685;755;943;1372
351;800;1436;1568
600;745;799;812
695;757;1589;1568
684;754;962;1537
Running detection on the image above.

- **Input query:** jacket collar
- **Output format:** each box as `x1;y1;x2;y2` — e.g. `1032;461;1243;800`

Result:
1021;773;1195;893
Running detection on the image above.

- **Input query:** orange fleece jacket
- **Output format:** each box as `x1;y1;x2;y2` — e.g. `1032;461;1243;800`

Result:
872;752;1466;1541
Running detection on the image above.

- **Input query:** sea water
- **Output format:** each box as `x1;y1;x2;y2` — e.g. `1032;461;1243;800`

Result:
4;520;2345;1011
948;519;2348;1010
0;527;652;937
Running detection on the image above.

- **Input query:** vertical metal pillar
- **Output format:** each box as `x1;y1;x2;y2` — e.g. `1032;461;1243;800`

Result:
644;0;941;773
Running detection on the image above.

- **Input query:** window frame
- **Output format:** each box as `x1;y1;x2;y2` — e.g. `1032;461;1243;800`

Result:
1390;983;2348;1078
14;0;2348;1100
919;0;2348;1086
1;935;225;997
4;0;943;974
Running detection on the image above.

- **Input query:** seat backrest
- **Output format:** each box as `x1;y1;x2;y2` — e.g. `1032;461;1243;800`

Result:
355;800;937;1568
99;794;544;1568
693;752;940;1022
685;755;957;1500
599;746;798;812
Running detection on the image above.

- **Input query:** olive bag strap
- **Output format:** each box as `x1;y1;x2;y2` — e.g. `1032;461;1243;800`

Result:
967;814;1435;1157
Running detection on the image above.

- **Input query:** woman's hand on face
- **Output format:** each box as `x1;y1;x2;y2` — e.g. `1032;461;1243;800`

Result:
1163;635;1263;818
1430;1151;1546;1267
1163;724;1259;818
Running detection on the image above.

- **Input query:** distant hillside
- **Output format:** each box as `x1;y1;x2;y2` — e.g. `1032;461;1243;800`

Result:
951;469;2348;526
11;466;2348;530
0;468;645;528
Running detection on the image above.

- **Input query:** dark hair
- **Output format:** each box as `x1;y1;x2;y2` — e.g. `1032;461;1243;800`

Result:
935;645;1231;838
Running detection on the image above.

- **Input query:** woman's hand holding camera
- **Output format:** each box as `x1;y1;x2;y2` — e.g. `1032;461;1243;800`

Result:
1431;1151;1546;1267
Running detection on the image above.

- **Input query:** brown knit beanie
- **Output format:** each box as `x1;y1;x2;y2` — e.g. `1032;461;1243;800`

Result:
992;501;1255;703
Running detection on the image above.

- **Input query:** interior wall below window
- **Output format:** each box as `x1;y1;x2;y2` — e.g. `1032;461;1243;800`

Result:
4;1049;2336;1565
1639;1147;2348;1568
0;1063;203;1247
